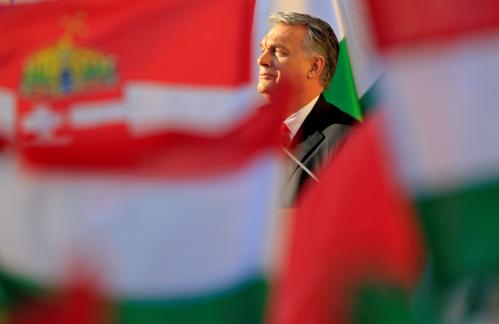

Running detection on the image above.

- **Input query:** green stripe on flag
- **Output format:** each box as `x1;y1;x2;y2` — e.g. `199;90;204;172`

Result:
353;282;416;324
0;271;267;324
324;39;362;120
359;74;382;114
0;279;8;322
116;277;267;324
0;271;48;307
417;181;499;285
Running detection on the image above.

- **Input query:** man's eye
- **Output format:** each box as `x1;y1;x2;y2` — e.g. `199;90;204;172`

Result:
260;47;272;54
275;49;287;56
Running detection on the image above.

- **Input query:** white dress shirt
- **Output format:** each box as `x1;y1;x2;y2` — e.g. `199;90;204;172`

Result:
283;95;319;140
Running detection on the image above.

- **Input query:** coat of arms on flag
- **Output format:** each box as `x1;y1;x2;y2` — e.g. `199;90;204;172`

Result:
20;13;118;99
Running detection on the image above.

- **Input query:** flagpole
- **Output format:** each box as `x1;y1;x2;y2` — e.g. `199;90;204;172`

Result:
281;147;319;182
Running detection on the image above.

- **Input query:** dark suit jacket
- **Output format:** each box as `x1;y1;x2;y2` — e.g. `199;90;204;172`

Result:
282;94;356;207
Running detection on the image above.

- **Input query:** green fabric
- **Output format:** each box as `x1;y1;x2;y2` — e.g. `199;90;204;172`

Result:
359;73;382;115
409;263;442;324
353;282;416;324
0;271;49;308
0;279;8;322
0;282;7;307
115;278;267;324
324;39;362;120
0;270;267;324
353;272;495;324
417;181;499;285
412;263;498;323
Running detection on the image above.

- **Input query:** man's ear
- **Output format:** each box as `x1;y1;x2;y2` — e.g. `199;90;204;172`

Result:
308;56;325;79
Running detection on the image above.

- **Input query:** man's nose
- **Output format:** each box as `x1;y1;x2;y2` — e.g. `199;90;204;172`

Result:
257;50;272;67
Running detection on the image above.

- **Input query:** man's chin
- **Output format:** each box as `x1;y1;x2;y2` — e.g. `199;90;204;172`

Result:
257;85;275;99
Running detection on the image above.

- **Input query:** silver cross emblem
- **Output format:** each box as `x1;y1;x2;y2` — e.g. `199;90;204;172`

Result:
22;104;69;144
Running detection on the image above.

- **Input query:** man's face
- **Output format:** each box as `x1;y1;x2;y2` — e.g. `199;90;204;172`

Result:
257;23;311;99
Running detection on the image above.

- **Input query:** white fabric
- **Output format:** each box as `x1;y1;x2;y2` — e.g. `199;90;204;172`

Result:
0;153;280;298
334;0;384;97
2;82;263;138
124;82;263;135
0;88;15;139
382;34;499;194
70;82;263;135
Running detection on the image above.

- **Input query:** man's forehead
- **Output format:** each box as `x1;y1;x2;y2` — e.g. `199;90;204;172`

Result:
260;36;287;48
262;24;306;46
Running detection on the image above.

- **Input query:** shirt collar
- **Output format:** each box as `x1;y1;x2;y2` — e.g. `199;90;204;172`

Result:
283;95;320;139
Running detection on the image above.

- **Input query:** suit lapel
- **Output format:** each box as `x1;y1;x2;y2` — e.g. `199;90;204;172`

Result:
284;130;324;186
293;131;324;167
284;96;330;183
282;94;357;205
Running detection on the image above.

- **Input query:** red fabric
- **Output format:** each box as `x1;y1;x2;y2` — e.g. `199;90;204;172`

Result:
19;101;284;178
0;0;288;178
280;123;291;148
0;0;253;88
269;115;425;324
9;277;105;324
366;0;499;50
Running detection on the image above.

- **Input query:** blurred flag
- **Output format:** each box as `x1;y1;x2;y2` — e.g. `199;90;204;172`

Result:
268;117;424;324
0;0;285;323
257;0;384;119
369;0;499;284
367;0;499;322
271;0;499;322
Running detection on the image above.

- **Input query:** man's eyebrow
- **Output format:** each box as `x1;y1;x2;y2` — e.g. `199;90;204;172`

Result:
275;43;289;51
260;41;289;51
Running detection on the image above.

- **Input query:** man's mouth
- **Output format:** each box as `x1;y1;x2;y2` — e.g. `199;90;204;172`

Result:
259;73;276;79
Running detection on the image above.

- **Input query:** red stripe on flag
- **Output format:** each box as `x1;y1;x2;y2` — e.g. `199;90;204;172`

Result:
0;0;254;89
17;81;293;178
18;101;284;178
0;0;286;179
366;0;499;50
269;115;424;324
9;273;105;324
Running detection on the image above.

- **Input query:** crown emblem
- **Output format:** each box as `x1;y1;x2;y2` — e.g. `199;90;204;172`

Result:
20;12;118;99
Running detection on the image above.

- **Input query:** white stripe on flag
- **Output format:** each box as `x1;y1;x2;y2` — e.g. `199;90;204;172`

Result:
71;101;124;128
124;82;262;135
0;153;280;298
382;34;499;193
0;87;15;138
334;0;383;97
68;83;263;134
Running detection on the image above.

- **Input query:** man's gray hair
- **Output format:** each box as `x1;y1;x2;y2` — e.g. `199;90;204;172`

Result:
269;11;339;88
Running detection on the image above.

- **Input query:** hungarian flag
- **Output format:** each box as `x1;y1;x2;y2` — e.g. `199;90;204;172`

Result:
270;0;499;323
0;0;285;323
256;0;384;119
367;0;499;322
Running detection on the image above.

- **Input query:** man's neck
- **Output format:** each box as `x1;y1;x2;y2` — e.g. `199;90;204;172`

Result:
287;90;322;115
283;95;320;139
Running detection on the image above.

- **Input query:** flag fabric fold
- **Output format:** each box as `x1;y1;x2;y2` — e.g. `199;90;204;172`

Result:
0;1;286;323
363;0;499;322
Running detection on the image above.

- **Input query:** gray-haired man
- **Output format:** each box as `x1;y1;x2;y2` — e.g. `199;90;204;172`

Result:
257;12;356;207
